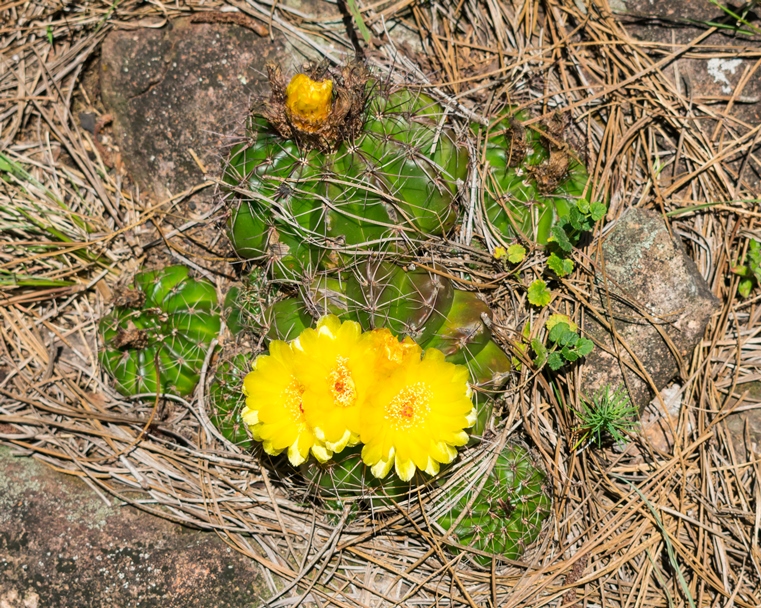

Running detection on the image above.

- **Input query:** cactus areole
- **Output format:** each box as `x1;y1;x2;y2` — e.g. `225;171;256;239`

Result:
223;63;468;277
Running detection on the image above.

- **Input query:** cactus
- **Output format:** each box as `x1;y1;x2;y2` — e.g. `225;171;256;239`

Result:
208;353;253;449
421;289;492;364
301;446;410;522
223;66;468;277
223;270;269;336
346;260;453;344
226;264;511;392
100;265;221;397
479;111;590;246
437;443;551;566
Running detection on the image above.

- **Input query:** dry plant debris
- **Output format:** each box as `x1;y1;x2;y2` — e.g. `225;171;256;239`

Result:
2;0;761;606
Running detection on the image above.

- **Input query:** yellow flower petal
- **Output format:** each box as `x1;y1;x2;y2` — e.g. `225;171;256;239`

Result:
295;315;376;449
361;348;475;480
395;458;417;482
285;73;333;133
241;340;329;463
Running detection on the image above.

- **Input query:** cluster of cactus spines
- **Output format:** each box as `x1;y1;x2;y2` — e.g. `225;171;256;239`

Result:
346;260;454;345
437;443;552;566
207;353;253;449
223;67;468;279
479;110;589;245
222;262;512;394
100;265;221;397
301;446;410;522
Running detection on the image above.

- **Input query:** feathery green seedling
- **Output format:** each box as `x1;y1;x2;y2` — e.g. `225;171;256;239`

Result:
573;384;639;449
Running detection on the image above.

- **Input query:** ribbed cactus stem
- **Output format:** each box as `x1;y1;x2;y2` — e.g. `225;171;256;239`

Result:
437;443;551;566
99;265;221;397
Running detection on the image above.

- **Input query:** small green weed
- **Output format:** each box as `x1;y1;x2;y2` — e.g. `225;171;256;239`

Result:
731;238;761;298
527;279;552;307
573;384;639;448
548;199;606;253
531;315;594;371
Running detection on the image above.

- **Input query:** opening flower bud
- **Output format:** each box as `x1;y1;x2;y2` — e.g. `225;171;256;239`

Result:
285;73;333;132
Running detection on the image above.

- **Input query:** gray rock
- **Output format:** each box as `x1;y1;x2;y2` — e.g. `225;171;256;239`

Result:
0;446;269;607
580;208;720;409
99;16;309;203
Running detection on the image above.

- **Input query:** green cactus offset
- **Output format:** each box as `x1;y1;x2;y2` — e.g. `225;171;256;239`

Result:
100;265;221;397
479;110;591;246
437;442;552;566
208;353;254;449
223;64;468;278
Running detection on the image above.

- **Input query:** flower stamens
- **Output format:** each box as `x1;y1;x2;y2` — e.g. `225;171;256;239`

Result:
284;378;305;419
386;382;431;431
329;357;356;408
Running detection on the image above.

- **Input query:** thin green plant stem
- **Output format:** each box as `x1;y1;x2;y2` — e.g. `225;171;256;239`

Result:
632;485;696;608
345;0;372;43
707;0;761;35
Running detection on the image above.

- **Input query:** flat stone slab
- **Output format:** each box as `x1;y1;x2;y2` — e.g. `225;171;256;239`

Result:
100;16;292;203
581;208;720;408
0;446;269;607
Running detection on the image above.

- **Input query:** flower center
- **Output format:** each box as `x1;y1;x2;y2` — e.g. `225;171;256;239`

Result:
283;377;305;421
386;382;432;431
329;357;357;408
285;73;333;133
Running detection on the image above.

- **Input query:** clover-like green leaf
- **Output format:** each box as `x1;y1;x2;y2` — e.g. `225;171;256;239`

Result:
507;243;527;264
547;253;574;277
528;279;552;307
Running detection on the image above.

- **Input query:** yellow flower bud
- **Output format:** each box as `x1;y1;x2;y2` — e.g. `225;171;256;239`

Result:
285;73;333;132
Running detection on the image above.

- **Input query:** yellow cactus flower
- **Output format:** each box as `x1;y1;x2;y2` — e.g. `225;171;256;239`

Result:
241;340;331;466
360;348;476;481
285;73;333;132
293;315;376;454
363;327;422;377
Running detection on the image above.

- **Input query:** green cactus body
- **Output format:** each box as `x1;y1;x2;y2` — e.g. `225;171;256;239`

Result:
224;86;467;276
100;265;221;397
463;340;512;442
465;339;512;388
208;353;253;449
480;111;589;245
301;446;410;522
347;261;453;344
421;290;492;364
310;275;355;319
264;298;313;342
224;274;268;336
438;443;551;566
